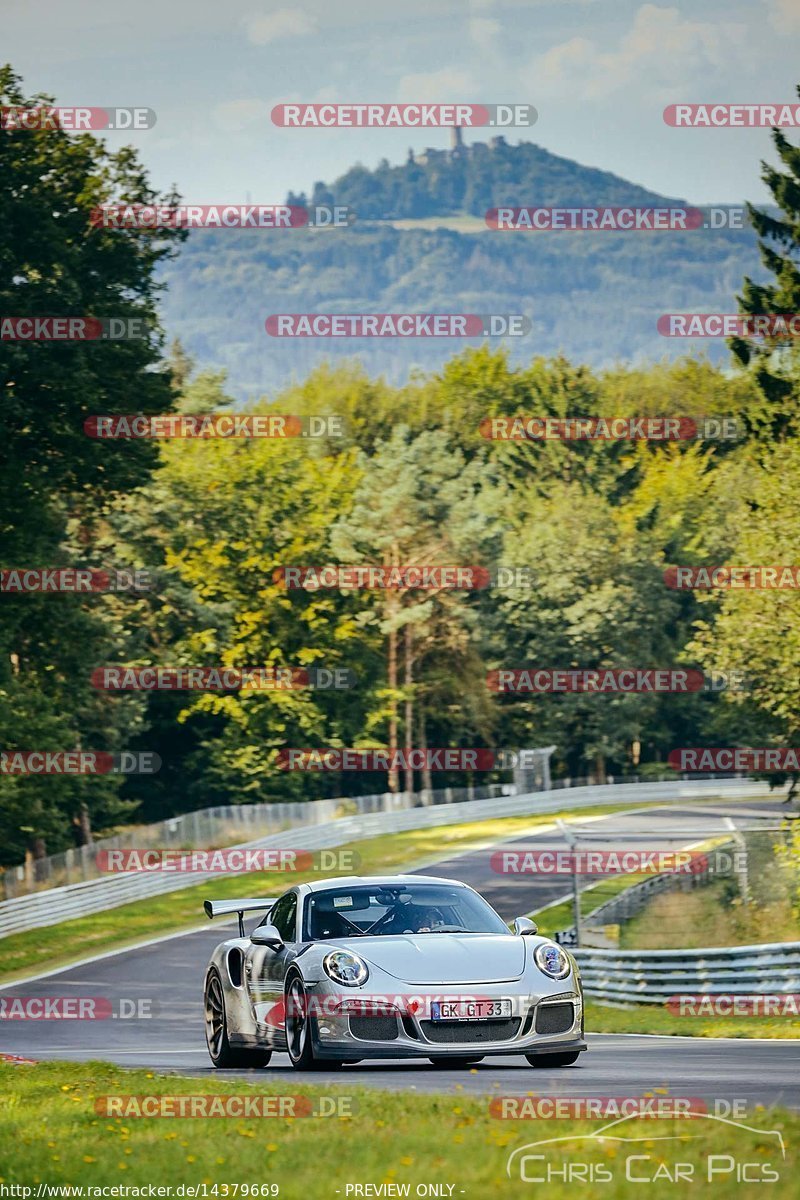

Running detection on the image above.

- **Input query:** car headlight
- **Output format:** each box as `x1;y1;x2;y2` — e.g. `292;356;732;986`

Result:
323;949;369;987
534;941;572;980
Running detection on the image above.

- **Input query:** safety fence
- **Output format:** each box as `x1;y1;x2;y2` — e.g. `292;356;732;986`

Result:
575;941;800;1003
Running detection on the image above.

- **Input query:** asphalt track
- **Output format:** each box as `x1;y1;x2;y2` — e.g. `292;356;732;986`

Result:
1;798;798;1105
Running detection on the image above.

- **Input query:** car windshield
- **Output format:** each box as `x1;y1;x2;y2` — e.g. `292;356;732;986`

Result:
303;883;509;940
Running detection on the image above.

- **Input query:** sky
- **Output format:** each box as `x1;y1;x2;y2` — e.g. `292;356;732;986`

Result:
3;0;800;205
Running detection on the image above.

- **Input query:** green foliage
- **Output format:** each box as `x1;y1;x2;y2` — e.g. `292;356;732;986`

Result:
4;67;800;864
307;138;677;220
730;83;800;442
0;65;183;863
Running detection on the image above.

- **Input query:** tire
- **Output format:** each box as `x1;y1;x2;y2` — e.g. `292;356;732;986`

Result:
525;1050;582;1068
428;1057;484;1068
204;968;272;1069
285;973;325;1071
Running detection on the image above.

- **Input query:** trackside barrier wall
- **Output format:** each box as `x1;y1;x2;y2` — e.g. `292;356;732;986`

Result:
574;942;800;1003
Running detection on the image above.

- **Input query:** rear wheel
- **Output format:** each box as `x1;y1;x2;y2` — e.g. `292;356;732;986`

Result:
428;1057;484;1068
525;1050;581;1068
204;968;271;1069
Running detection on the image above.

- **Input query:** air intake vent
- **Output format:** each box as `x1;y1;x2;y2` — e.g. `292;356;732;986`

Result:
535;1002;574;1035
421;1018;521;1044
349;1014;399;1041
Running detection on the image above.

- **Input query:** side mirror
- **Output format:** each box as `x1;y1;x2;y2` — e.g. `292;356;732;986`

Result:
513;916;538;936
250;924;284;950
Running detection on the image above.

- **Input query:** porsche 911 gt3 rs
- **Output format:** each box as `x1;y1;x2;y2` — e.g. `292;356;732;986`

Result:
203;875;586;1070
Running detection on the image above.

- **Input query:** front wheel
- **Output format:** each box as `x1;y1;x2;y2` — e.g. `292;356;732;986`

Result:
204;968;271;1068
285;974;324;1071
525;1050;581;1068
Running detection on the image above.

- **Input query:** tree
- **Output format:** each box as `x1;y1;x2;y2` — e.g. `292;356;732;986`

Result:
0;66;183;863
330;427;502;793
729;83;800;443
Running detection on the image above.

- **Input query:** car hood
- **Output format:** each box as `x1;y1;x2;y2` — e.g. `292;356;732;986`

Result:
344;934;527;985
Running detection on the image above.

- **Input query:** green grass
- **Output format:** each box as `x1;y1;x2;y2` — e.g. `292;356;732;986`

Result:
0;806;633;983
620;882;799;950
586;1001;800;1040
0;1060;797;1197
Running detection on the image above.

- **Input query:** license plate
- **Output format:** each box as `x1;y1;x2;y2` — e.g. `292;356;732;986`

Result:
430;999;512;1021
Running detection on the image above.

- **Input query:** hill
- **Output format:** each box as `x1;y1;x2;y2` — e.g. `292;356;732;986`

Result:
159;139;763;399
289;136;679;218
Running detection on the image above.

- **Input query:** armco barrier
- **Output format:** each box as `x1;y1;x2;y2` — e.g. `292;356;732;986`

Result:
575;942;800;1003
0;778;770;938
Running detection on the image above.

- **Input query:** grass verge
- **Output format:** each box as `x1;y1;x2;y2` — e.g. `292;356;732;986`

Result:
0;1059;797;1198
585;1001;800;1040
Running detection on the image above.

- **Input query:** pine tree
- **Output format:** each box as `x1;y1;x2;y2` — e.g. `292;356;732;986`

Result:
730;84;800;442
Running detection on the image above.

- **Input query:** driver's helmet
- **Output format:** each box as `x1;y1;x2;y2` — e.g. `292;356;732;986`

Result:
410;905;445;931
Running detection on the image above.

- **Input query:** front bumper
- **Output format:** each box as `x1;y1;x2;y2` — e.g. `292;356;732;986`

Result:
309;988;585;1060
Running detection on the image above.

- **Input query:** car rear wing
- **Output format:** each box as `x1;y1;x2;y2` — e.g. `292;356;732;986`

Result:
204;897;278;937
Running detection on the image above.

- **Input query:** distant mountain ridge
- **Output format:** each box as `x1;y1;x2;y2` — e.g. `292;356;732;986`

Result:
160;139;763;399
287;137;685;220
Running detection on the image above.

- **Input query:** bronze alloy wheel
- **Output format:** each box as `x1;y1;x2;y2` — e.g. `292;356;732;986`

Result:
204;967;271;1068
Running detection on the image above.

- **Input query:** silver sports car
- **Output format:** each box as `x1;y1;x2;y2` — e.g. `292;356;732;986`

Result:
203;874;586;1071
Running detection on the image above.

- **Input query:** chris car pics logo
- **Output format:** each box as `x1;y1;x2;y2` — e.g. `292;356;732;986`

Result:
506;1112;785;1184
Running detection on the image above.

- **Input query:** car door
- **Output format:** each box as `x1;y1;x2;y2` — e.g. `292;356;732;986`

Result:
245;890;298;1043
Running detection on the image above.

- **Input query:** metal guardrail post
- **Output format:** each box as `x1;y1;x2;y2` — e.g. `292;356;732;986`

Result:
556;819;582;948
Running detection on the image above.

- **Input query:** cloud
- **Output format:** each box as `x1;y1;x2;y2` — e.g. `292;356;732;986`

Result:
764;0;800;33
469;16;501;48
243;8;316;45
212;99;271;131
396;67;475;103
531;4;749;100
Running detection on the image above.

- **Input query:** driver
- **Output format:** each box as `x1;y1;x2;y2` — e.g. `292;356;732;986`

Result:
413;905;447;932
383;903;446;934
